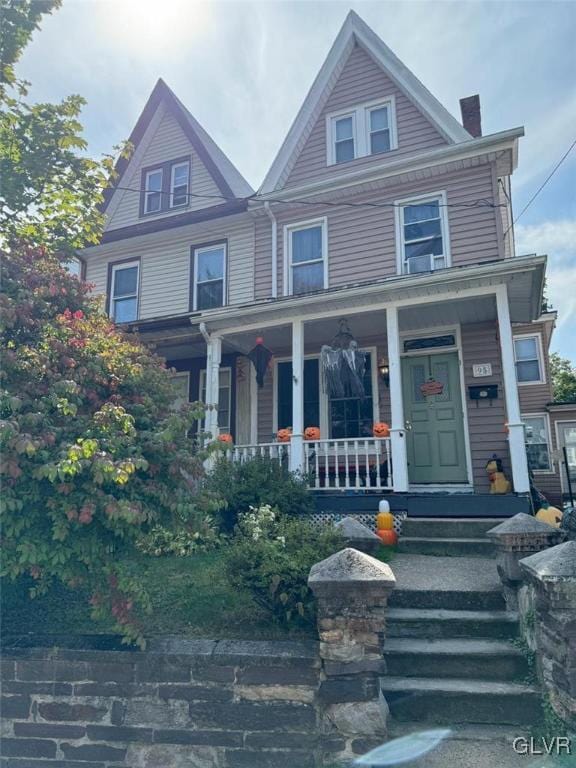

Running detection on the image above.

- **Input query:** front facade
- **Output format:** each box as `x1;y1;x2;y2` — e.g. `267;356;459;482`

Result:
82;12;571;508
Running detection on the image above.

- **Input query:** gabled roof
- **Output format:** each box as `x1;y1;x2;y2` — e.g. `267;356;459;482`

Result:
259;10;472;195
102;79;253;213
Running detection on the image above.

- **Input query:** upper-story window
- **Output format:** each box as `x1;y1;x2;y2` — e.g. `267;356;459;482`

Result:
144;169;163;214
170;162;190;208
327;97;397;166
396;192;450;275
110;260;139;322
514;335;545;384
285;218;328;296
192;243;227;311
141;158;190;216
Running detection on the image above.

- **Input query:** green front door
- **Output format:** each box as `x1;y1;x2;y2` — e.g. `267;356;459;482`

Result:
401;352;468;484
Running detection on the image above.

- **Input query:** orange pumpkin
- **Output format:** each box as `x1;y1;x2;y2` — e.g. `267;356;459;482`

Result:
217;433;233;444
373;422;390;438
277;428;292;443
377;529;398;546
304;426;320;441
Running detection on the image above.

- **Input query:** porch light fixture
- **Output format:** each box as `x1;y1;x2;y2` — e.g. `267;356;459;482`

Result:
379;360;390;387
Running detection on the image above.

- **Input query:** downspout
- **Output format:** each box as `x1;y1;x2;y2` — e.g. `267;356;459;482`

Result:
199;322;210;344
264;202;278;299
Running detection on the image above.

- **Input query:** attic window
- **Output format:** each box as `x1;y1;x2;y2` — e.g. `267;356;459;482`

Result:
144;169;163;213
140;157;190;216
170;162;190;208
327;97;397;165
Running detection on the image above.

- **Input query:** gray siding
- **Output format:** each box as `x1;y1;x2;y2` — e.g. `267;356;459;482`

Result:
255;164;500;300
106;104;223;232
85;213;255;320
284;43;448;190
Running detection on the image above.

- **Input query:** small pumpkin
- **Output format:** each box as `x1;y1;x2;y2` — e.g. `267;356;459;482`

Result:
304;426;320;441
376;511;394;531
535;502;563;528
217;433;233;444
377;529;398;546
277;428;292;443
373;422;390;438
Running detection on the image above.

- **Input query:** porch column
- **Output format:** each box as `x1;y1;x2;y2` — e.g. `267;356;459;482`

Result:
386;306;409;492
496;284;530;493
289;319;305;474
205;335;222;440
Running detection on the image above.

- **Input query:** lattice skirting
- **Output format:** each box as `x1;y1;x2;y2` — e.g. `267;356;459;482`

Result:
308;510;407;535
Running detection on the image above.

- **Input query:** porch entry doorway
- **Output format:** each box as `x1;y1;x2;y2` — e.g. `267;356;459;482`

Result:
402;352;468;484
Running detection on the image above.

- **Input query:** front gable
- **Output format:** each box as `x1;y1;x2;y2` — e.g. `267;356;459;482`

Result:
260;11;471;194
103;80;253;234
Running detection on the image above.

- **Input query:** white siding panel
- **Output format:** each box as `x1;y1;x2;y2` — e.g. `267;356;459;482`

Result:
106;106;223;232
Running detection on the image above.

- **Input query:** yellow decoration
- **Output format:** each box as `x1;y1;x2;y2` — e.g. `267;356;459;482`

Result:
535;503;563;528
376;511;394;531
485;455;511;494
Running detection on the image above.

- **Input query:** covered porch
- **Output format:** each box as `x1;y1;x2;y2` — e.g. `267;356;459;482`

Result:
140;257;545;498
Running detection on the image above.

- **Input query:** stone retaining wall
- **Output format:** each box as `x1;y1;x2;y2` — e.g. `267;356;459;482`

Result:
1;637;339;768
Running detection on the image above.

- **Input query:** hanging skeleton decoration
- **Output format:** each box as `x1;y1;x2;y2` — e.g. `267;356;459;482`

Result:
321;319;367;399
248;336;273;388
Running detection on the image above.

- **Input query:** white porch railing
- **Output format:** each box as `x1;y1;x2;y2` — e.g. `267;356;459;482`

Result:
224;437;392;491
304;437;392;490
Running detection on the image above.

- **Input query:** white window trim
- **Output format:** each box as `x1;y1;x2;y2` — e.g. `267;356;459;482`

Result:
326;96;397;166
170;161;190;209
170;371;190;407
555;419;576;495
110;260;140;322
394;190;451;276
144;168;163;214
513;333;546;386
199;367;232;434
193;243;227;312
522;412;554;474
272;347;379;439
283;217;328;297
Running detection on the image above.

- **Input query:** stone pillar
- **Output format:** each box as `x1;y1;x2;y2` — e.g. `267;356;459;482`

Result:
487;513;564;610
308;548;396;763
334;517;382;554
520;541;576;729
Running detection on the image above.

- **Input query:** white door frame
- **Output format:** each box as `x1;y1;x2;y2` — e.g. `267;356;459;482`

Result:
400;324;474;490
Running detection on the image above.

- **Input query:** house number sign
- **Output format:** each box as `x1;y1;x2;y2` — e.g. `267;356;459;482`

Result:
473;363;493;378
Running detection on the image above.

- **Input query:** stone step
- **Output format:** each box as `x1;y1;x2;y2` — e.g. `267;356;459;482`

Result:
386;607;519;640
401;517;506;539
389;587;505;612
384;638;528;681
380;676;542;726
397;536;494;557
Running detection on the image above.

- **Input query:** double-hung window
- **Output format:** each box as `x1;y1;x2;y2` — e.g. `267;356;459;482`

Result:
327;97;396;165
170;162;189;208
200;368;232;434
513;335;544;384
170;372;190;411
286;219;327;296
144;169;163;214
397;193;450;274
193;243;226;311
110;261;139;322
523;414;552;472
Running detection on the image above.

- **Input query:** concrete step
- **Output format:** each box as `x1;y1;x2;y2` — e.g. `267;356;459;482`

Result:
386;607;519;640
389;587;505;612
397;536;494;557
380;676;542;726
401;517;506;539
384;638;528;681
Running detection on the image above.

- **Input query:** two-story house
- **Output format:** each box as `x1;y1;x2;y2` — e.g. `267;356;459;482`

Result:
81;11;574;516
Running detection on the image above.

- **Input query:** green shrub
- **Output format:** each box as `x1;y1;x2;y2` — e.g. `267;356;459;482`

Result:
205;456;315;532
136;519;220;557
226;504;342;627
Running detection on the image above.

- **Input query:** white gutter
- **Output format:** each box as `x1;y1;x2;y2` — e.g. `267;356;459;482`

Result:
264;202;278;299
199;322;210;343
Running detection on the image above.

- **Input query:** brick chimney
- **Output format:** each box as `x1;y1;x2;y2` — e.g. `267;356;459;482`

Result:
460;94;482;137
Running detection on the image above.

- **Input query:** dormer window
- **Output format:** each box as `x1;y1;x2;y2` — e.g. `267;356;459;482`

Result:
140;157;190;217
327;97;397;165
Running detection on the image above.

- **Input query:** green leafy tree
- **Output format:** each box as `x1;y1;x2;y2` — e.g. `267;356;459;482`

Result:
550;352;576;403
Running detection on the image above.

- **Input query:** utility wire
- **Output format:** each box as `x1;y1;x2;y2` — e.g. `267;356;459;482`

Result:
504;136;576;237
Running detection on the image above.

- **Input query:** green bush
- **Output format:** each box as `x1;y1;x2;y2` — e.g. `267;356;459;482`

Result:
225;505;342;627
136;519;220;557
205;456;315;532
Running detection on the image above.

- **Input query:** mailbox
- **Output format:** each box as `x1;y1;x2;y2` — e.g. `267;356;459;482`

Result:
468;384;498;403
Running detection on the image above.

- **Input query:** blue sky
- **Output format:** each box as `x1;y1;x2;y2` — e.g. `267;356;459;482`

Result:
18;0;576;360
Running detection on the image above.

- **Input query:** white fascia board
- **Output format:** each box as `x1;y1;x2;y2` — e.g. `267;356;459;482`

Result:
258;127;524;203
